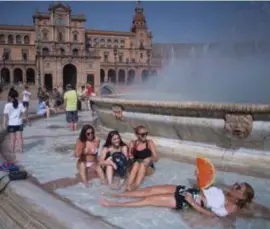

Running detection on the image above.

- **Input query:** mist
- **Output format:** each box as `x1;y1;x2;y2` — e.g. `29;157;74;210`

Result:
127;46;270;104
126;3;270;105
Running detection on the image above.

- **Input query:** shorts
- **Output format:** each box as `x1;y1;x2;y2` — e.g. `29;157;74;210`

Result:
23;101;29;108
66;111;78;123
132;158;155;169
174;185;200;210
7;125;23;133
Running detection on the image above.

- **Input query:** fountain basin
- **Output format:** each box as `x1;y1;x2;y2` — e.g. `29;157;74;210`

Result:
91;97;270;170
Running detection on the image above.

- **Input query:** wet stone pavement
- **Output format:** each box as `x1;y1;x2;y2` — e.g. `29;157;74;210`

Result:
2;111;270;229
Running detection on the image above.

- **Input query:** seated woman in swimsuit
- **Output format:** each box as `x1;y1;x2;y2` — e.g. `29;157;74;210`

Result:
74;124;103;186
126;125;158;191
96;130;128;188
101;172;255;217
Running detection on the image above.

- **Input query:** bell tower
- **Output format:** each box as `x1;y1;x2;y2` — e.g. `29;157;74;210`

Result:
131;1;148;33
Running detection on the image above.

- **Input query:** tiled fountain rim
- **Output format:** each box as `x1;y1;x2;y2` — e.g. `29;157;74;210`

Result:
0;114;118;229
91;97;270;113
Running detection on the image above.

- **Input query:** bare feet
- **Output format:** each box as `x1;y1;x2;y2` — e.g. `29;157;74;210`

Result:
100;198;111;207
101;180;108;185
125;184;138;192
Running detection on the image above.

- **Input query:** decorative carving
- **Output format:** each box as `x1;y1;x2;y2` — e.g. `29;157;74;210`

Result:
112;105;124;121
224;114;253;139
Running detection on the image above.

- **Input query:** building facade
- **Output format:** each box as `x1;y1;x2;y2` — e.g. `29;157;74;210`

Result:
0;1;161;93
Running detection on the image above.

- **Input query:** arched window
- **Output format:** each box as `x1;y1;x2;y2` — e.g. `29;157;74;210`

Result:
42;47;49;55
0;34;5;44
16;35;22;44
72;48;79;56
24;35;30;44
107;39;112;48
8;35;13;44
100;39;105;48
60;48;65;55
58;32;63;42
120;40;125;48
73;32;78;42
42;30;48;41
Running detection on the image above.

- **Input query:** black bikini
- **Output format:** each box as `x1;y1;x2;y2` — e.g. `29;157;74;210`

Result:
133;140;155;168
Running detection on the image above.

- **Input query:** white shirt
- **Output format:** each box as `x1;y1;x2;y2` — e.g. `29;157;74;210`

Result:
3;102;26;126
22;90;31;102
203;187;228;217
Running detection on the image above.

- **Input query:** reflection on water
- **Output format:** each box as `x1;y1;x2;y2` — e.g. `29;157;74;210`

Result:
56;158;270;229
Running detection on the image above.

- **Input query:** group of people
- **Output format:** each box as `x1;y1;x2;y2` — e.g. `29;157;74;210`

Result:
75;124;157;191
75;124;255;218
2;84;256;218
2;83;95;155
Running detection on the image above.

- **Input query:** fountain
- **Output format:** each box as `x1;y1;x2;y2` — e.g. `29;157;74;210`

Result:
92;42;270;171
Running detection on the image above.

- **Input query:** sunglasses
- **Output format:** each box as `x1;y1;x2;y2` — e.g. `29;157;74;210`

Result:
86;131;93;136
233;183;242;191
138;132;148;137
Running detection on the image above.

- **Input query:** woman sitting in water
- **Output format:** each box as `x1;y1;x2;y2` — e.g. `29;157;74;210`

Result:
126;125;158;191
101;171;255;217
37;98;56;119
96;130;128;188
74;124;103;186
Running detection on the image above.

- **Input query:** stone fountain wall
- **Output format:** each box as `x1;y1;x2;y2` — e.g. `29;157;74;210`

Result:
91;97;270;170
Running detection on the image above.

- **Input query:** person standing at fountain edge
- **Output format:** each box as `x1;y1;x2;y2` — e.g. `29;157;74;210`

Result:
74;125;103;187
63;84;78;131
96;130;128;188
3;90;26;154
101;174;255;218
22;85;31;125
126;125;158;191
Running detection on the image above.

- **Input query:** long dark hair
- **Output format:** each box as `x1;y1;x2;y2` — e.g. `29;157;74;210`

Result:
103;130;126;148
79;124;95;142
9;90;19;109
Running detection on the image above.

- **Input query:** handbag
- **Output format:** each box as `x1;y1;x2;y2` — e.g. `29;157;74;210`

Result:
0;170;28;194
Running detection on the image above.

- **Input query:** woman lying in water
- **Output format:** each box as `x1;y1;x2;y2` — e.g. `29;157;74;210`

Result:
96;130;128;188
126;125;158;191
101;174;255;217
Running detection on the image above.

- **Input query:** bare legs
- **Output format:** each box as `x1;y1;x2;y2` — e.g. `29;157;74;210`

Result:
95;164;115;187
101;185;177;208
126;162;154;191
9;131;23;162
101;194;176;208
112;185;177;198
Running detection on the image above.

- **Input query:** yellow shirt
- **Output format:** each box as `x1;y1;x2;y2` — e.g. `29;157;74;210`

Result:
64;90;77;111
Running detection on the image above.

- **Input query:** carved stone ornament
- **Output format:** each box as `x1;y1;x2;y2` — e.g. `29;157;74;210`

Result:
224;114;253;139
112;105;124;121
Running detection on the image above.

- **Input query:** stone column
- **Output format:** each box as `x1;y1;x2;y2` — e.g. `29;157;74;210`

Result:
10;68;14;84
104;69;108;82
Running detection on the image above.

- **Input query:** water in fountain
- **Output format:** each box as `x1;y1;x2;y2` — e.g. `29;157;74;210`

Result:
127;42;270;104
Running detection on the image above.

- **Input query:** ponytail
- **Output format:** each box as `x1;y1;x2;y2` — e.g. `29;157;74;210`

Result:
12;98;18;109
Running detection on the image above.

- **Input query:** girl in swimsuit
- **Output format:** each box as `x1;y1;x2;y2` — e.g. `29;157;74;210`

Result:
74;124;103;187
96;130;128;188
126;125;158;191
101;172;255;218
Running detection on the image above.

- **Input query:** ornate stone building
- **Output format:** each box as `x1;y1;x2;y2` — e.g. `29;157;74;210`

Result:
0;1;161;93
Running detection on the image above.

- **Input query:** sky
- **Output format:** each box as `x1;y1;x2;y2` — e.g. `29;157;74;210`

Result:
1;1;270;43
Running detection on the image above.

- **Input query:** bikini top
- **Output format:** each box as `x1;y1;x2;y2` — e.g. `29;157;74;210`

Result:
133;140;152;160
203;187;228;217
